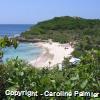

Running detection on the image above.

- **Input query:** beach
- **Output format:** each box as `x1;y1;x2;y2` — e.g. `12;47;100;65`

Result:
30;42;74;68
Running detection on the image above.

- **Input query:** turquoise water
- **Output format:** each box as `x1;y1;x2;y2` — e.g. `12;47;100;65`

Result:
0;24;42;62
3;42;42;62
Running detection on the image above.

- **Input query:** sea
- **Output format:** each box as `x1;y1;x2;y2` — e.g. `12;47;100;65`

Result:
0;24;42;62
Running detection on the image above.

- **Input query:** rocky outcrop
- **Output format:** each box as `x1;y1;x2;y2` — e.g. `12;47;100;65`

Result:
16;36;46;43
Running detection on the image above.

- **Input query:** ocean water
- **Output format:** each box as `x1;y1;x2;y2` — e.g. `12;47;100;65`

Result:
0;24;32;37
3;43;42;62
0;24;42;62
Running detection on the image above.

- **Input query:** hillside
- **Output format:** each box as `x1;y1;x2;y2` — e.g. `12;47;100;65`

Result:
21;16;100;43
21;16;100;58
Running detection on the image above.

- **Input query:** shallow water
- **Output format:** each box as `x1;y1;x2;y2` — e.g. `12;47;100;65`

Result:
0;24;41;62
3;42;42;62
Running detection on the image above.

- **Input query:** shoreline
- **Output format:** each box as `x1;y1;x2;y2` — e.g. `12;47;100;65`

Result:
29;42;74;68
16;36;47;43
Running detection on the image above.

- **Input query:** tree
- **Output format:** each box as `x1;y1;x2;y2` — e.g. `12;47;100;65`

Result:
0;36;18;63
0;36;18;99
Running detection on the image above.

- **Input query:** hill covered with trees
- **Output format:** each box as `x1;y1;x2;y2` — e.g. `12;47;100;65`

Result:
22;16;100;57
21;16;100;43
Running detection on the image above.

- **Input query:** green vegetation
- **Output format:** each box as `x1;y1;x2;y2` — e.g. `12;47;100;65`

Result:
22;16;100;57
0;16;100;99
0;36;18;58
0;36;18;99
0;50;100;100
22;16;100;43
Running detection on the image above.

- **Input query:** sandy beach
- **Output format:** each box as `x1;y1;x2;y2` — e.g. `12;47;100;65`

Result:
30;42;74;68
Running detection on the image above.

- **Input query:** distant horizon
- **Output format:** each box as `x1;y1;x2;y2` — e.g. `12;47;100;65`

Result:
0;23;34;25
0;16;100;24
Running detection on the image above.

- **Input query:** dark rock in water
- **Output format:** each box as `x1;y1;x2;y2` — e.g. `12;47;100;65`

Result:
16;36;46;43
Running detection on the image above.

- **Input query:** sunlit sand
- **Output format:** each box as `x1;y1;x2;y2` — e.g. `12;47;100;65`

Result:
30;42;74;68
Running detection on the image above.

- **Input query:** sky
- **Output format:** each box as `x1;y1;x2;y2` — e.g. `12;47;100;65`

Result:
0;0;100;24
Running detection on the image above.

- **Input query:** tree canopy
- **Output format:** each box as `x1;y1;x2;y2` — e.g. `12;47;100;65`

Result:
22;16;100;43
